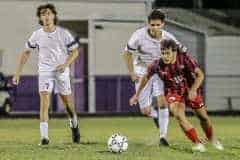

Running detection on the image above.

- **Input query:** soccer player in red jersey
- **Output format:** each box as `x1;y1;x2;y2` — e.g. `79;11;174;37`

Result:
130;39;223;152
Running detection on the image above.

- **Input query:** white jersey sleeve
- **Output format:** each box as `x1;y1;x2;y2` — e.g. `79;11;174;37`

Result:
124;30;140;53
25;31;38;50
64;30;79;52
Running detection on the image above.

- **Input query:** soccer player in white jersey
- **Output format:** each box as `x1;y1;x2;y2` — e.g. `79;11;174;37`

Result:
123;9;186;146
12;4;80;145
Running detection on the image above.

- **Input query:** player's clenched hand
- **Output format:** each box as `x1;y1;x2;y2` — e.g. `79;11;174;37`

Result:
188;88;197;101
12;75;20;86
129;94;139;106
56;64;68;73
130;73;139;83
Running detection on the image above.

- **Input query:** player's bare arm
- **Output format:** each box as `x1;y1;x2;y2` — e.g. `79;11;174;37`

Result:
129;74;150;106
12;49;32;85
56;48;79;73
188;67;204;100
123;51;139;82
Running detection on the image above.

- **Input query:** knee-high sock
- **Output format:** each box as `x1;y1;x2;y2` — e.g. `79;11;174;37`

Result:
40;122;48;139
159;108;169;138
204;126;213;140
184;128;201;143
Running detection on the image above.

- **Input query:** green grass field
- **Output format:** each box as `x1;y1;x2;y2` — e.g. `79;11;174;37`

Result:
0;116;239;160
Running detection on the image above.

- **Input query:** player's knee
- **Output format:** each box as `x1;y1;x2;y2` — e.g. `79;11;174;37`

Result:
39;92;50;110
198;114;205;121
39;91;49;95
40;104;49;112
158;102;167;109
157;96;168;109
62;98;70;106
174;113;184;122
39;91;50;100
159;105;167;109
60;94;71;104
199;114;211;124
141;110;150;116
141;107;151;116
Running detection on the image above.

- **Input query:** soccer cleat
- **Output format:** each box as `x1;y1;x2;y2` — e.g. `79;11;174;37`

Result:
159;137;170;146
71;126;80;143
192;143;206;152
212;140;224;150
39;138;49;146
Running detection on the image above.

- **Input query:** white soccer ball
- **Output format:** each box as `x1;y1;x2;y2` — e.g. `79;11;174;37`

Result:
107;133;128;153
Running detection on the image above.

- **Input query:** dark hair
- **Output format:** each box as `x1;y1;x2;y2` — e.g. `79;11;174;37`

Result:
161;39;178;52
36;3;58;25
148;9;166;23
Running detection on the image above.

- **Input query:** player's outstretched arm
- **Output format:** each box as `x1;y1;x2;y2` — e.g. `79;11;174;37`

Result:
56;48;79;73
129;74;150;106
188;68;204;100
12;49;31;85
123;51;139;82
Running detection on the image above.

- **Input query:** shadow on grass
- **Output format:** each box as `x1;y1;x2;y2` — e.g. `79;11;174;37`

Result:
168;144;193;154
59;140;101;146
230;146;240;150
96;150;111;154
96;150;127;156
38;140;102;151
80;141;99;145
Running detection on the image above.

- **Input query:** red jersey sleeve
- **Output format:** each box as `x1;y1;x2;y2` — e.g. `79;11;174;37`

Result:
184;53;200;73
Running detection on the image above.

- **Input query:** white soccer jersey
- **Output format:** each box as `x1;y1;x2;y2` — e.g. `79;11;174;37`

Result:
124;27;186;76
25;26;78;73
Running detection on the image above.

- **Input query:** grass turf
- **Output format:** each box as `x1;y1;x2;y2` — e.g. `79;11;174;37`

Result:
0;117;239;160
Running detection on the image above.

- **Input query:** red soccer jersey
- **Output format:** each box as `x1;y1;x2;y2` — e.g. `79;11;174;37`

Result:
147;52;200;95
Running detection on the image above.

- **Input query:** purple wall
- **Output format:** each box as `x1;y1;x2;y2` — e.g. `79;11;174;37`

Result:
73;47;86;112
10;75;139;114
10;76;39;112
95;76;139;113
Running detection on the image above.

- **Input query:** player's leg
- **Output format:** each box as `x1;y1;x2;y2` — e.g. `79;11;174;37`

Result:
59;94;80;143
38;76;54;145
191;100;224;150
56;74;80;143
169;102;194;136
153;75;169;145
136;77;159;127
193;106;213;141
156;95;169;146
166;93;205;152
59;94;78;126
39;91;51;145
170;102;205;152
139;103;159;128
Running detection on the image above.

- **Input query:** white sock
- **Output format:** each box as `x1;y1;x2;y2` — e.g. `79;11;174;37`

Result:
149;108;158;118
158;108;169;138
40;122;48;139
69;115;78;128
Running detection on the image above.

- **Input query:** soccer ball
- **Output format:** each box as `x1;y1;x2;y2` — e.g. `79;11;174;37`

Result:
107;133;128;153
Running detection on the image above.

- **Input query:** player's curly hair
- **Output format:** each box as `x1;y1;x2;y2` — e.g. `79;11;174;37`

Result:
161;39;178;52
148;9;166;22
36;3;58;25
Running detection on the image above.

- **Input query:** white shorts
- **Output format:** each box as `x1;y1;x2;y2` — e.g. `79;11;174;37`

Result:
38;70;71;95
135;74;164;109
